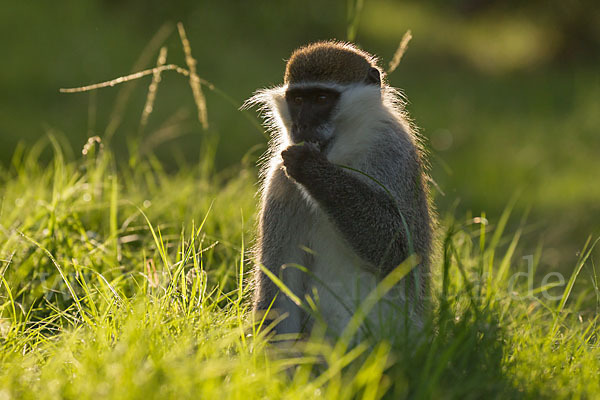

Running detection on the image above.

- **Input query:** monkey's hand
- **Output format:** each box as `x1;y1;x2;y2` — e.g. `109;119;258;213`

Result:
281;142;328;184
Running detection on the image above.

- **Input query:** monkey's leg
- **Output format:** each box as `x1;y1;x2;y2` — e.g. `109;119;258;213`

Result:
254;167;312;335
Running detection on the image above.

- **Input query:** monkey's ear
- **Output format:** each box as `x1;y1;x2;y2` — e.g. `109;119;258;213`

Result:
366;67;381;86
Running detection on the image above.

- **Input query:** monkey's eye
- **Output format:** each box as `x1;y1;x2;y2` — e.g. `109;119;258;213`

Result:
293;96;303;105
316;94;329;103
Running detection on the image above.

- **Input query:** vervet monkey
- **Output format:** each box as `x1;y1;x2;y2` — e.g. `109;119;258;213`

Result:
243;41;435;339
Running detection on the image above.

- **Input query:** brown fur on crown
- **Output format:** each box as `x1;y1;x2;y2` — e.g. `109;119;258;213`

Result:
284;41;383;86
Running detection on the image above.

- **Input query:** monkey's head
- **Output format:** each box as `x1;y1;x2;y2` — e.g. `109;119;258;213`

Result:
284;41;382;87
242;41;389;159
281;41;384;151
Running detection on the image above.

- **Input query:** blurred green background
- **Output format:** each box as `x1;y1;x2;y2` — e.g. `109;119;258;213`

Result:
1;0;599;271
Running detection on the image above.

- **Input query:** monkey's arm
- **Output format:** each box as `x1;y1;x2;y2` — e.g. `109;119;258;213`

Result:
281;144;410;273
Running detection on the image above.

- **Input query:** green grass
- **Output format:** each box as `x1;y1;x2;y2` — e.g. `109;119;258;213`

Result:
1;138;599;399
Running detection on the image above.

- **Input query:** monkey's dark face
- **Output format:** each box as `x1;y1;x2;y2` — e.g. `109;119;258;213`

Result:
285;87;340;150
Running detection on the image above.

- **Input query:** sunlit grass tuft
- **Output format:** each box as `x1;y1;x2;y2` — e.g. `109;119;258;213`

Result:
0;139;599;399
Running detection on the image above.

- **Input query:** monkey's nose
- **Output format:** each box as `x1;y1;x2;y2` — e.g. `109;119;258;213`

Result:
291;124;310;143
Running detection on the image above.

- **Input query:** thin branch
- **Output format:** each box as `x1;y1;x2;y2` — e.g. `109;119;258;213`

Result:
388;30;412;75
60;64;189;93
140;46;168;132
177;22;209;130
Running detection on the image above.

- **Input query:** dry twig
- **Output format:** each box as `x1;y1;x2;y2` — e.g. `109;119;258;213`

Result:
388;30;412;75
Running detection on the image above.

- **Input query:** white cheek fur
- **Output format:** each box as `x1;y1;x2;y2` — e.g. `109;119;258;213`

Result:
326;85;384;165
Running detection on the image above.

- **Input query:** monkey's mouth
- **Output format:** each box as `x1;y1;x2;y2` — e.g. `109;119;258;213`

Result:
307;138;333;154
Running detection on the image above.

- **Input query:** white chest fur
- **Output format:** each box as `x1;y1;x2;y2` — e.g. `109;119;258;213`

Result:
305;210;407;340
